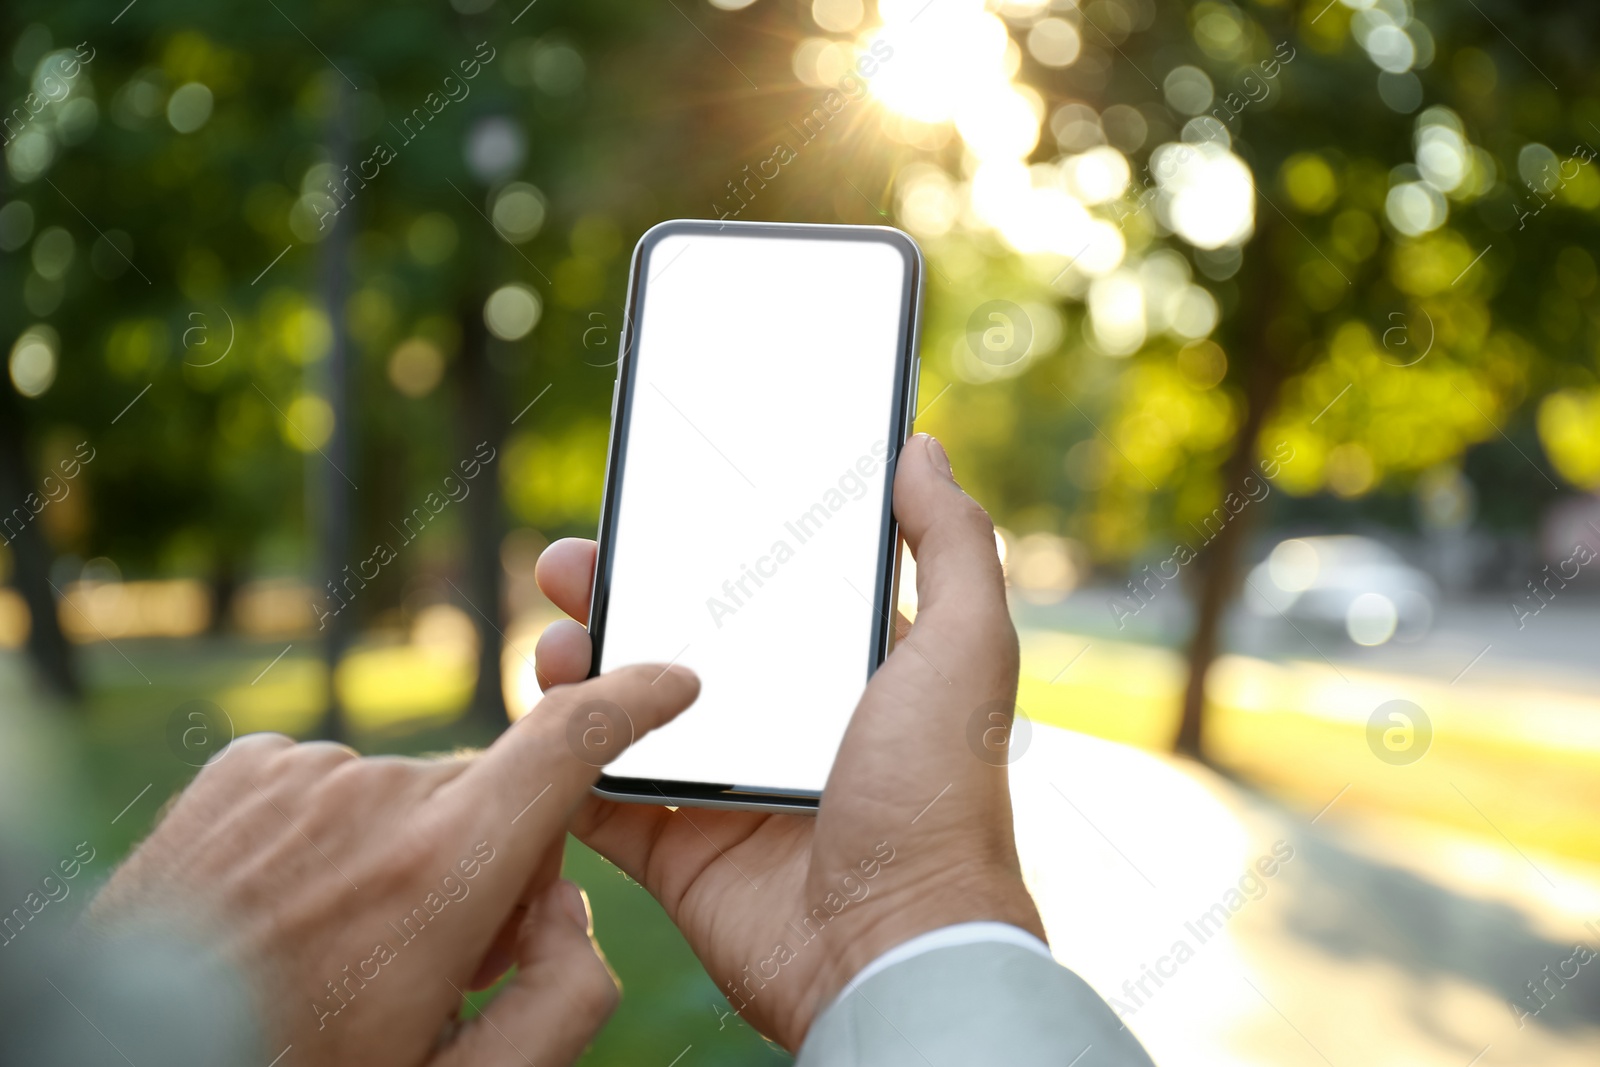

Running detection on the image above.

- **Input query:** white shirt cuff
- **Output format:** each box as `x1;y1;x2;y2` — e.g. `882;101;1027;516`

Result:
833;921;1054;1003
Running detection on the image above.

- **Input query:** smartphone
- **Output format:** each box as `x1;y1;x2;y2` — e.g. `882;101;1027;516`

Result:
585;219;924;811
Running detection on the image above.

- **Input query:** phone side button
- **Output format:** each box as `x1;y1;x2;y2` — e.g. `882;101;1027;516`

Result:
610;379;620;421
908;357;921;428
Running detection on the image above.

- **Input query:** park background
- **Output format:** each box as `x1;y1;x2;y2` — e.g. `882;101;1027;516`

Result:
4;0;1600;1063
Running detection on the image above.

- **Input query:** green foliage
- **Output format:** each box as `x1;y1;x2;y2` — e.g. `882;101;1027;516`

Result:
891;0;1600;558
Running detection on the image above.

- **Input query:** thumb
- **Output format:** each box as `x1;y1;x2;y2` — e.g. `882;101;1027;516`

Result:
429;881;618;1067
892;433;1010;634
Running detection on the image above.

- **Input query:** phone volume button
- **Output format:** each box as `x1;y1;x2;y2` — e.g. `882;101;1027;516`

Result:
610;379;620;420
908;358;921;426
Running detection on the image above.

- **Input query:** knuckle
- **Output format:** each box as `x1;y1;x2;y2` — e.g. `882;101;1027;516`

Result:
570;955;622;1019
960;497;999;547
280;740;360;775
266;740;359;784
296;740;360;762
960;490;996;528
311;753;438;816
314;754;375;801
532;677;583;717
521;693;577;751
200;732;293;780
539;675;628;726
214;731;294;763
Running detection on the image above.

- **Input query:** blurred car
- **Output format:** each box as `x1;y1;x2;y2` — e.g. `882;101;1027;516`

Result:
1243;535;1437;645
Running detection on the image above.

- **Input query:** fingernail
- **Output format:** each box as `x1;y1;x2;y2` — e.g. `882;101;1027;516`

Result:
925;434;954;479
557;880;591;933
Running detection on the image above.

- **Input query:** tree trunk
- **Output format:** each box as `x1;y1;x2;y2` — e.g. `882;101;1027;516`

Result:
1173;218;1288;761
313;82;357;744
456;293;509;730
208;555;237;637
0;391;80;701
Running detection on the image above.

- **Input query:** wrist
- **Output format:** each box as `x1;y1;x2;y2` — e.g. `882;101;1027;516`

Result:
780;876;1045;1050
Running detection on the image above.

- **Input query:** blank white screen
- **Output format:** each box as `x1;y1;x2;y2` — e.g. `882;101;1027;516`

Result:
599;229;909;794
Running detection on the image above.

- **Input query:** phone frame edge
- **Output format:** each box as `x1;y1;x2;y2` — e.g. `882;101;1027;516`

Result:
585;218;926;813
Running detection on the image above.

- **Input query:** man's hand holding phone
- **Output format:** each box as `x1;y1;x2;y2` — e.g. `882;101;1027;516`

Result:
84;433;1048;1063
88;663;704;1067
534;433;1046;1050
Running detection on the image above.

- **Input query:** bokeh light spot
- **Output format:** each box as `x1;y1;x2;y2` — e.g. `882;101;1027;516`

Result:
166;82;214;133
9;324;58;398
484;284;542;341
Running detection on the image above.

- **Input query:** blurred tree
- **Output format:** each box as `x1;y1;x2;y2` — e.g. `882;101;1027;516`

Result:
755;0;1600;762
0;385;80;699
8;0;1600;768
312;76;357;741
1;0;739;726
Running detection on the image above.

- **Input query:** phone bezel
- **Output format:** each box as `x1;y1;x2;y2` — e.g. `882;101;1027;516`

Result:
585;219;924;813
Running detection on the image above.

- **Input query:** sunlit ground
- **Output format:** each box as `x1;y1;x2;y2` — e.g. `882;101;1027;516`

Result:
1016;726;1600;1067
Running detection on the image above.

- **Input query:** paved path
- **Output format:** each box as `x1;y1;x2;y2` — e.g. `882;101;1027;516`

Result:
1011;725;1600;1067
